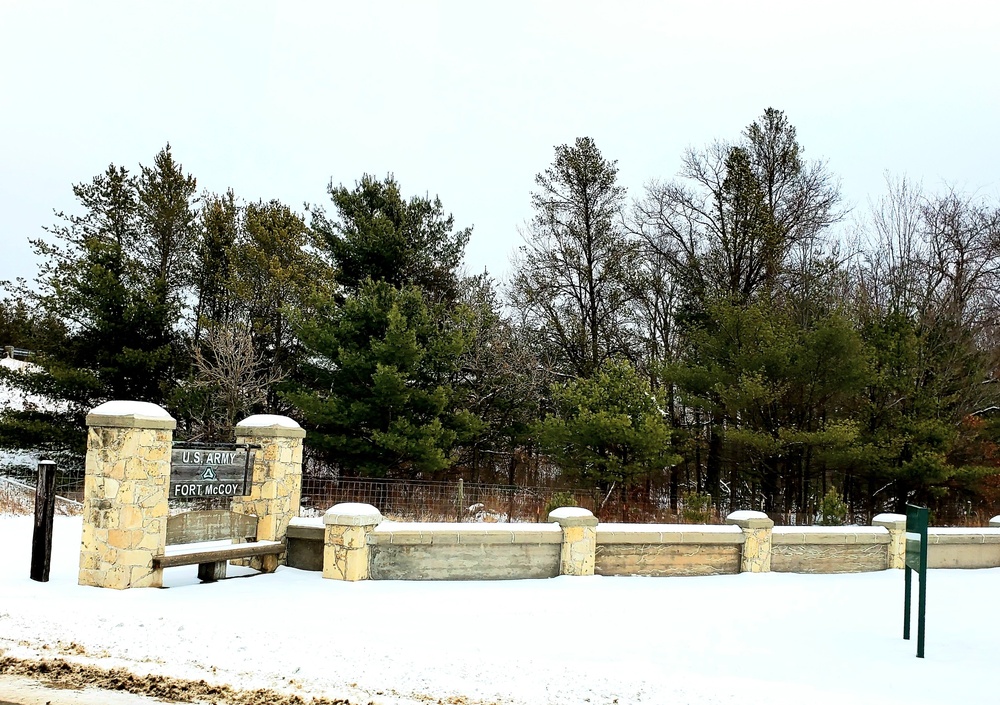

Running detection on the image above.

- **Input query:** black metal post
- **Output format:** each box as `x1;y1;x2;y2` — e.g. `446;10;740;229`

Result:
30;460;57;582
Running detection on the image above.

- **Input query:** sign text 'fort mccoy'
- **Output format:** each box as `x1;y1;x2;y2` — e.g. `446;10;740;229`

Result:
169;446;251;499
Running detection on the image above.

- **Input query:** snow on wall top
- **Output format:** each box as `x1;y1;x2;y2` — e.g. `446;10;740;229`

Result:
547;507;595;520
596;523;742;534
376;521;562;533
89;400;173;419
326;502;381;516
236;414;301;429
726;510;769;521
771;526;887;534
872;512;906;522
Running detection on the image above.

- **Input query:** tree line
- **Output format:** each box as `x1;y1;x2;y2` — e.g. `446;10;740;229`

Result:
2;108;999;523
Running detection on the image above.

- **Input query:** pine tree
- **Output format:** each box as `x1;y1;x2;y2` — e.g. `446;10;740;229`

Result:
536;359;679;492
191;189;240;340
456;274;544;482
312;174;471;303
288;279;475;477
291;176;477;476
0;150;197;463
231;199;329;402
137;144;199;307
510;137;638;378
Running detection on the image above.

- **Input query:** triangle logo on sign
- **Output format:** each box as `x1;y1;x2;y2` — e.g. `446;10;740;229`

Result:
201;467;218;481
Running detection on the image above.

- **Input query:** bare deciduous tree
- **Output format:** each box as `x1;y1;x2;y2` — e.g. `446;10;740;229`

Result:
192;324;287;437
634;108;842;308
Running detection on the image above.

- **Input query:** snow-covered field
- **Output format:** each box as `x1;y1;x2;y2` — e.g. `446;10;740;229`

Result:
1;515;997;705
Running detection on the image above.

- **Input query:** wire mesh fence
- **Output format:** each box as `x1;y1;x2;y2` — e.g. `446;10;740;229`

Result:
14;454;985;526
0;459;722;523
299;474;725;523
0;459;84;515
302;476;538;522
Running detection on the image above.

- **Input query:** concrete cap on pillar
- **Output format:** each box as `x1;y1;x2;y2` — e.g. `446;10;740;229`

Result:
989;515;1000;528
548;506;598;527
86;401;176;430
725;510;774;529
324;502;383;526
872;513;907;530
235;414;306;438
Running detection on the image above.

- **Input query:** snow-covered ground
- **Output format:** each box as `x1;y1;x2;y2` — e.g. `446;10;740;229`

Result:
0;355;52;415
1;515;998;705
1;356;49;474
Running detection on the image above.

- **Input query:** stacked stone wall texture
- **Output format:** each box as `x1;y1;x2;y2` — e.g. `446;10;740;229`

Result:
548;508;599;576
322;504;382;581
324;525;373;580
80;416;173;590
231;420;303;570
872;514;907;569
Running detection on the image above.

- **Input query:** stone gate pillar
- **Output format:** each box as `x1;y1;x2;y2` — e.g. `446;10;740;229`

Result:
323;503;383;581
79;401;175;589
549;507;598;576
726;510;774;573
231;414;304;571
873;513;907;569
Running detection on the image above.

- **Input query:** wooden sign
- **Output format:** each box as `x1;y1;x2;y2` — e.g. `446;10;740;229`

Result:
169;446;251;499
165;510;258;545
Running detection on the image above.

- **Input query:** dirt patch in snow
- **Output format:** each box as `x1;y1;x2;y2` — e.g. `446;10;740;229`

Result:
0;656;359;705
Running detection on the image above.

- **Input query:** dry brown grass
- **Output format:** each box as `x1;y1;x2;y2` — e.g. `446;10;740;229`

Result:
0;480;33;515
0;478;82;516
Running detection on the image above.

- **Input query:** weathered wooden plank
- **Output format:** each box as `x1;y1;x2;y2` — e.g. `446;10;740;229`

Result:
155;540;283;568
166;510;258;545
30;461;58;582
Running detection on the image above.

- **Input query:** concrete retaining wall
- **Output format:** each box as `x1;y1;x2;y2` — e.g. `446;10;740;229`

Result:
927;528;1000;568
298;507;1000;581
771;527;891;573
368;523;562;580
286;519;324;571
595;525;743;576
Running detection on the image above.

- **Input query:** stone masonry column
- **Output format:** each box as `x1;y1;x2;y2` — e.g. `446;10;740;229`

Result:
873;513;907;569
726;510;774;573
231;414;305;572
549;507;598;576
989;515;1000;528
79;401;175;590
323;503;383;581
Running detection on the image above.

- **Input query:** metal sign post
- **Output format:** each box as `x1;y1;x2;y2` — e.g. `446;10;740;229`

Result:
903;503;929;658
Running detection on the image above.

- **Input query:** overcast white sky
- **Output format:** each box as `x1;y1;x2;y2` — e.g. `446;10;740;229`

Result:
2;1;998;289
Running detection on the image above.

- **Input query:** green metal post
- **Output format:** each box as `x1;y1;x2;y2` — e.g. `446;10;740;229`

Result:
903;565;911;640
903;504;928;658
